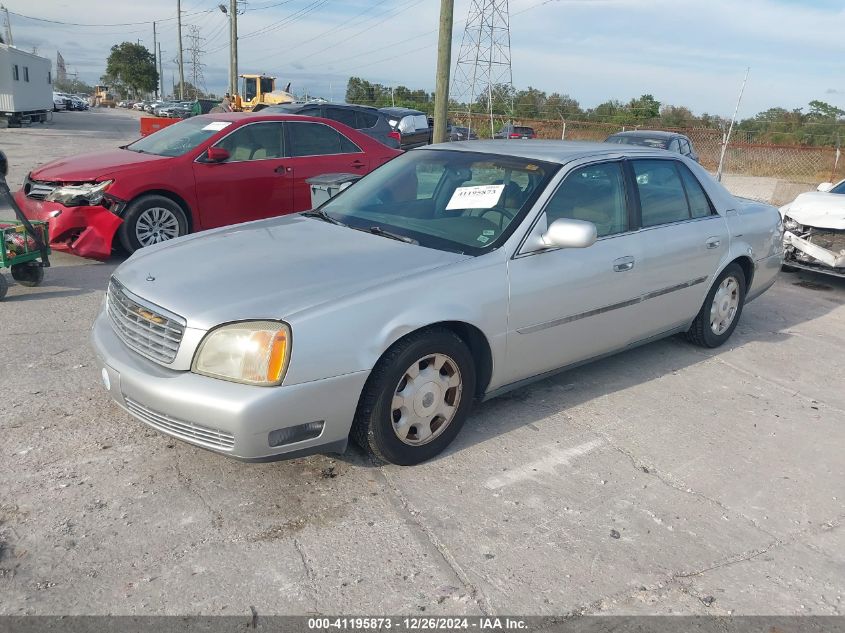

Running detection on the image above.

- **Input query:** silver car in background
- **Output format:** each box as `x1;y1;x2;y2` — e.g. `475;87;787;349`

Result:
92;141;783;465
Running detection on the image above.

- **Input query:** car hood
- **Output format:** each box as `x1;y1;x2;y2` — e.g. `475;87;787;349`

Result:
780;191;845;230
29;149;170;183
114;214;471;330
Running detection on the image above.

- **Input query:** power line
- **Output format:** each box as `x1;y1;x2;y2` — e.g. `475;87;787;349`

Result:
6;7;214;27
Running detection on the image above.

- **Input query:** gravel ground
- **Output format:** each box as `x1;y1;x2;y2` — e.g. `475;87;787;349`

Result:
0;108;843;617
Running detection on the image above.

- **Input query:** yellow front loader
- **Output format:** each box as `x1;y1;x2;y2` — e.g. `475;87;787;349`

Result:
233;74;295;112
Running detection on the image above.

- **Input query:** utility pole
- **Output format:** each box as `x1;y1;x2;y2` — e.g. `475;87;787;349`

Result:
152;21;158;99
433;0;454;144
1;5;13;46
177;0;185;99
158;43;165;98
230;0;238;97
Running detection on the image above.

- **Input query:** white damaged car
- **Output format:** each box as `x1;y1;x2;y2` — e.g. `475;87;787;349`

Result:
780;179;845;277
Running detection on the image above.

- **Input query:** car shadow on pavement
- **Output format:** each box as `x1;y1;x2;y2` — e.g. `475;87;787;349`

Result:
0;253;123;301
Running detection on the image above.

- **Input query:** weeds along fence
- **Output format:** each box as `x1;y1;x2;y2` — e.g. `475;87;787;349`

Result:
448;112;842;187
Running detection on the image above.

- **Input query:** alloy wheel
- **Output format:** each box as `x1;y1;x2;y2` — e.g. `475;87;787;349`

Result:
135;207;181;246
710;275;740;335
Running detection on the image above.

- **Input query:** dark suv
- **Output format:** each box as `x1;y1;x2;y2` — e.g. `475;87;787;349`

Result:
378;107;432;149
260;103;400;149
605;130;699;162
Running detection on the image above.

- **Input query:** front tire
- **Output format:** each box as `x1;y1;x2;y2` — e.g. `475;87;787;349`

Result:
118;195;189;254
686;263;746;348
351;328;476;465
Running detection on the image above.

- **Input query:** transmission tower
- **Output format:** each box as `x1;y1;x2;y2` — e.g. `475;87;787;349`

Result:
451;0;513;137
185;25;206;98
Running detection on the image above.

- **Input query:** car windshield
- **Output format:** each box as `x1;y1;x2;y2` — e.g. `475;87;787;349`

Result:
125;118;232;157
830;180;845;194
606;135;669;149
514;127;534;135
319;150;557;255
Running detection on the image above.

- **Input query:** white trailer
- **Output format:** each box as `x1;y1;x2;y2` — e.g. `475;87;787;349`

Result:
0;44;52;126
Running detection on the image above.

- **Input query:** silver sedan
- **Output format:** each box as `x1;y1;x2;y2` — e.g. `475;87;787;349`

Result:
91;141;783;465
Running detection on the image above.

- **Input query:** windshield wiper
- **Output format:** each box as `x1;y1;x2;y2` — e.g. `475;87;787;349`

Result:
367;226;417;244
302;209;345;226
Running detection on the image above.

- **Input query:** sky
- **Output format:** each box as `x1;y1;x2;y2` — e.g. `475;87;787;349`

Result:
6;0;845;117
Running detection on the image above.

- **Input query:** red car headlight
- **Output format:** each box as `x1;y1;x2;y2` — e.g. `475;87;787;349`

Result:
45;180;113;207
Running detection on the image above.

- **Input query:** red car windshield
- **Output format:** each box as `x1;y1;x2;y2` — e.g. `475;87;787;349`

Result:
126;118;234;157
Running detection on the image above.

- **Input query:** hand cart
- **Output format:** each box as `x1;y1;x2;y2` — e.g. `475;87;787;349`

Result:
0;150;50;300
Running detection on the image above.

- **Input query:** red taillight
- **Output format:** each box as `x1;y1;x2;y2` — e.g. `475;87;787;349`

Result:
530;134;537;139
509;133;520;139
388;130;401;142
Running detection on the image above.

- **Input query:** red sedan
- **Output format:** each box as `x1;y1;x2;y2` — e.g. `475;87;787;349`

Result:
17;113;401;259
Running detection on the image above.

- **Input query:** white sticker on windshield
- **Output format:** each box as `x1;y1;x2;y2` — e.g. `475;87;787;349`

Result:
446;184;505;210
202;121;232;131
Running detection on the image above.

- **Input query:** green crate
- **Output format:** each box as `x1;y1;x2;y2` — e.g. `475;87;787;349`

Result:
0;219;50;269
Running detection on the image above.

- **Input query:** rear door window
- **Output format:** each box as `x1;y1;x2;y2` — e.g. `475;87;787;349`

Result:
677;164;713;218
355;110;379;129
287;122;361;156
668;139;680;153
632;160;691;226
413;114;429;130
325;106;357;129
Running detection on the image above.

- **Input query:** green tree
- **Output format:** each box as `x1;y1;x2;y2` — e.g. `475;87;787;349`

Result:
54;77;95;95
106;42;158;98
628;94;661;120
545;93;582;119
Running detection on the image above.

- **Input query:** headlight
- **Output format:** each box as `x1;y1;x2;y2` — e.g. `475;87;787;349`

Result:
783;216;801;231
45;180;113;206
192;321;291;386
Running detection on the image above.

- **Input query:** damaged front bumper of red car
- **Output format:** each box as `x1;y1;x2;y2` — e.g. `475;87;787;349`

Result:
14;190;123;260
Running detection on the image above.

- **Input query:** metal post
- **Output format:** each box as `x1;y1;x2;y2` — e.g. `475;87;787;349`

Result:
152;21;158;100
177;0;185;100
230;0;238;97
2;6;13;46
158;43;165;98
716;66;750;182
433;0;454;144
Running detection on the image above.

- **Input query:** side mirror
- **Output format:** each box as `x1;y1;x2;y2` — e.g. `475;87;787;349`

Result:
817;182;834;192
541;218;597;249
0;150;7;177
205;147;230;163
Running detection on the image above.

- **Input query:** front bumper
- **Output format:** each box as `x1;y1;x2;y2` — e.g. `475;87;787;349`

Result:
91;309;369;461
15;190;122;260
784;230;845;271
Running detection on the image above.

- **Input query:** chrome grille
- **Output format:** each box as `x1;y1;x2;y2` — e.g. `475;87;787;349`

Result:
124;397;235;450
107;278;185;364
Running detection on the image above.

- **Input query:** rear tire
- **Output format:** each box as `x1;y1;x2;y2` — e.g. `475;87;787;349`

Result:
118;194;189;254
11;262;44;287
351;328;476;466
0;274;7;300
686;263;746;348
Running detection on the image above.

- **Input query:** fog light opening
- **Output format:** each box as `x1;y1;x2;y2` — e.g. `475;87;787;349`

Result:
268;421;324;448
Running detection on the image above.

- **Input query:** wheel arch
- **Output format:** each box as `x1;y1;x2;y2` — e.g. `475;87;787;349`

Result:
718;254;754;290
378;320;494;401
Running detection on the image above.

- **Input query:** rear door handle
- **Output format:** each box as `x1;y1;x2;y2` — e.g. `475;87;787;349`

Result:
705;237;721;249
613;256;635;272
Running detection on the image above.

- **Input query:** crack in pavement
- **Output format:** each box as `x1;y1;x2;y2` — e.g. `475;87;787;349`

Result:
293;537;320;613
604;438;779;540
173;450;223;530
376;465;492;616
568;514;845;616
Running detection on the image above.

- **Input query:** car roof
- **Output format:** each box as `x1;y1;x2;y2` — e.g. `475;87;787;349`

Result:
263;102;379;113
608;130;684;139
422;139;681;164
378;106;425;116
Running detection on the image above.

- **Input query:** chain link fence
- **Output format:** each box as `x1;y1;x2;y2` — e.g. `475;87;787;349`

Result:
449;112;842;204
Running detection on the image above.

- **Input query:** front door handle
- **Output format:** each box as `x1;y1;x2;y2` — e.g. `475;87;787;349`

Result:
351;160;366;169
613;256;635;272
274;165;292;174
705;237;721;249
